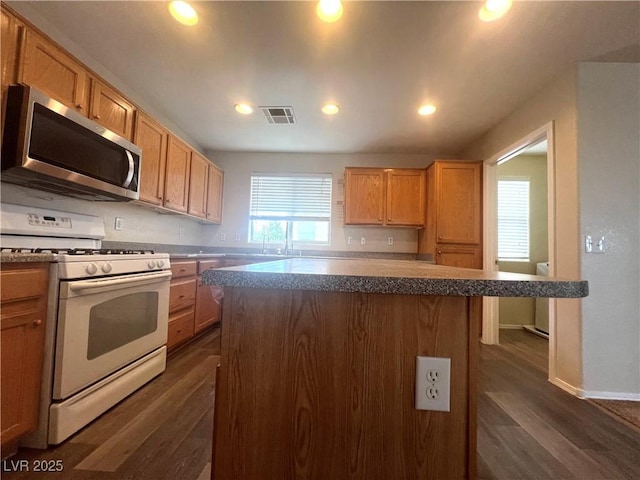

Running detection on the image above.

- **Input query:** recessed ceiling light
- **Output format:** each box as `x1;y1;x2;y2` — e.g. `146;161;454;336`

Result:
317;0;344;23
235;104;254;115
322;103;340;115
478;0;512;22
418;104;437;116
168;1;198;26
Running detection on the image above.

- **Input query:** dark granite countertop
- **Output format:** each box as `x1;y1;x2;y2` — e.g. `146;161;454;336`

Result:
1;252;55;263
202;257;588;298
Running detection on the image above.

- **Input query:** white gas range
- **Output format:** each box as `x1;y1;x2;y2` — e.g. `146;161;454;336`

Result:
1;203;171;447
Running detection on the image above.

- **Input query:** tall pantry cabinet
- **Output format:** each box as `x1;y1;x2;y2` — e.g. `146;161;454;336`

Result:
418;160;483;269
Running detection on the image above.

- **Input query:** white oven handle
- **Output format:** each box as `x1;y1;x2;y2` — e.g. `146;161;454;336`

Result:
68;270;172;295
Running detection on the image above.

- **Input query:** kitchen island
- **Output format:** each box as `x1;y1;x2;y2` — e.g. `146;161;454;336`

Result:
203;258;587;479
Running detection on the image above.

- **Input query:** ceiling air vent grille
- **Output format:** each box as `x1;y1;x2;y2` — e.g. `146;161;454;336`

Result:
260;106;296;124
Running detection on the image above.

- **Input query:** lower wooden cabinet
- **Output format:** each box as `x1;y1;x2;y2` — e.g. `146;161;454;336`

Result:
167;260;197;351
195;260;223;333
1;262;49;452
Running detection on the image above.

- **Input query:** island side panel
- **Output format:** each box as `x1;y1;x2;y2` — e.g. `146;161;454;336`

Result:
214;287;474;480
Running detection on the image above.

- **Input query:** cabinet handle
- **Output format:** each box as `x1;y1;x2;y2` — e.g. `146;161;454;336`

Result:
76;104;83;109
387;218;391;222
437;250;442;255
94;114;101;120
33;319;42;326
179;294;185;298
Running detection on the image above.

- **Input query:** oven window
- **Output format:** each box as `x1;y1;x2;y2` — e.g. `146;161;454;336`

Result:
87;292;159;360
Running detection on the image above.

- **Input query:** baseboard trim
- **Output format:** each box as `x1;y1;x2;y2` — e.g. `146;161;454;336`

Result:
499;324;529;330
550;377;585;398
583;391;640;401
523;325;549;339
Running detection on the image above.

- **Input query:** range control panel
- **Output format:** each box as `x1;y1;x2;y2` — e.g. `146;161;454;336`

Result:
28;213;72;228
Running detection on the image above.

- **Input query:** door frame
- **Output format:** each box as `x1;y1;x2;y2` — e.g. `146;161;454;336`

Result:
481;121;557;366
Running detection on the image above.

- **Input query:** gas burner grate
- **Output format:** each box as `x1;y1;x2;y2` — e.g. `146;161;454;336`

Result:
1;248;156;255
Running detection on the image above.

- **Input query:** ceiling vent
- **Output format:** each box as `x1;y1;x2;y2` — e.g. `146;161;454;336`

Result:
260;106;296;124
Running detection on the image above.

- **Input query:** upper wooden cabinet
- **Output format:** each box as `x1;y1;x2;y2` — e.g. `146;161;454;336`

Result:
1;263;48;452
164;135;191;213
1;8;19;136
188;151;209;218
435;162;482;244
344;168;385;225
385;169;426;226
88;77;135;140
18;28;88;114
344;167;425;227
205;164;224;224
418;160;483;269
134;112;168;206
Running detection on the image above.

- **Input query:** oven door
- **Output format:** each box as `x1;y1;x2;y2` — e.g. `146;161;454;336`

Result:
53;270;171;400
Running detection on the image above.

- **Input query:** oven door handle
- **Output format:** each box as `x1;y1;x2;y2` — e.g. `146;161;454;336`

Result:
68;271;172;294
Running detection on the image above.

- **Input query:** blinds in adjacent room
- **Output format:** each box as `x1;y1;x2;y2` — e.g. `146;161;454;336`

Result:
498;179;530;261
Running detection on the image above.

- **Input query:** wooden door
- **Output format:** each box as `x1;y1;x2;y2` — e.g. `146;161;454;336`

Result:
134;112;168;206
206;164;223;223
436;245;483;269
164;135;191;213
385;168;426;226
18;29;87;113
187;151;208;218
88;77;135;140
1;263;48;449
435;162;482;244
344;168;385;225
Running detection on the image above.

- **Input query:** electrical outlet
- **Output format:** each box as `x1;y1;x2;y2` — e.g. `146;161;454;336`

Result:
347;236;353;245
179;227;184;237
388;236;394;246
235;233;241;242
415;356;450;412
114;217;123;231
220;233;226;241
360;236;366;245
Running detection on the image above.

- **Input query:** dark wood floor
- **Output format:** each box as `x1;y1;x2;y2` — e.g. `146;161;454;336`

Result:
3;327;640;479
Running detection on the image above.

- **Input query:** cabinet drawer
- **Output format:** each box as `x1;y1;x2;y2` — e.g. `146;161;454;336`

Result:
167;308;195;349
170;261;197;279
198;259;224;275
169;278;196;312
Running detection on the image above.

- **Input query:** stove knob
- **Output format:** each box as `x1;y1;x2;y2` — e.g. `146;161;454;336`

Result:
86;263;98;275
156;260;165;268
101;262;113;273
148;260;157;269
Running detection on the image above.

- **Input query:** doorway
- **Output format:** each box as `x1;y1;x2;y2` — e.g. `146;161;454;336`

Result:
481;122;557;379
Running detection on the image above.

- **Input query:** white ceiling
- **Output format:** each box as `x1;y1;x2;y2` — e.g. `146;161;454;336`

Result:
9;1;639;155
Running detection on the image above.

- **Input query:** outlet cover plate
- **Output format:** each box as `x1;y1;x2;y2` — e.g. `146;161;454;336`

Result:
415;356;451;412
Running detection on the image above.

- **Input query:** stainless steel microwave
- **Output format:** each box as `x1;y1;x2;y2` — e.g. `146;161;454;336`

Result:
1;85;141;201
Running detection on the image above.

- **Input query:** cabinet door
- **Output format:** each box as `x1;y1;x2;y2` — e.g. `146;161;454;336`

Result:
1;263;48;448
195;278;221;333
134;112;167;206
206;165;224;223
188;151;208;218
164;135;191;213
435;162;482;244
167;308;195;350
88;77;135;140
18;28;87;113
386;169;426;226
1;8;18;133
435;245;483;269
344;168;385;225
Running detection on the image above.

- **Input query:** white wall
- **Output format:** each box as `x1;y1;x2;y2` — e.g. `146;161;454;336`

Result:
578;63;640;398
201;152;454;253
462;69;584;393
0;184;204;246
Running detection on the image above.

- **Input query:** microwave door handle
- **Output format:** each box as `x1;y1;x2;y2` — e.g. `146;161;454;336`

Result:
68;271;172;294
122;150;135;188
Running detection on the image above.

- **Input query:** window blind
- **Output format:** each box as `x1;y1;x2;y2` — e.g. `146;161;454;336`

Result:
249;174;332;221
498;179;530;260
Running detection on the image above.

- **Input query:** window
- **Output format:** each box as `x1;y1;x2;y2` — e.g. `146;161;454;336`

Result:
249;173;332;245
497;179;530;261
